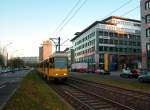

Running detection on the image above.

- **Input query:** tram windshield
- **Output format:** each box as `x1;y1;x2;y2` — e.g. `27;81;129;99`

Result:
54;57;67;68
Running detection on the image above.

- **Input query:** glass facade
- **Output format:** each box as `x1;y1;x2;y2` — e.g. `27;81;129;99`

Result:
72;16;141;70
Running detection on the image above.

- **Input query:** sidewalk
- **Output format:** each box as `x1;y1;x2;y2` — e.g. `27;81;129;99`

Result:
111;71;122;76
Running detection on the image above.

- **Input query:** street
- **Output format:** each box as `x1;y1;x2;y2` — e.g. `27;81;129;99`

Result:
0;69;30;109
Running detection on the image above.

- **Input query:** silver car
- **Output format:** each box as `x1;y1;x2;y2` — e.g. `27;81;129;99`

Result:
138;71;150;83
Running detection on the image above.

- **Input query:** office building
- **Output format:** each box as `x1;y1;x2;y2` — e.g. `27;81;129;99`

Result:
140;0;150;69
39;46;43;62
64;47;75;66
39;40;52;61
71;16;141;70
20;56;39;64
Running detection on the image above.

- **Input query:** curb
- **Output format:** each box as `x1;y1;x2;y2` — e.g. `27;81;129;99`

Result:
0;70;30;110
0;82;20;110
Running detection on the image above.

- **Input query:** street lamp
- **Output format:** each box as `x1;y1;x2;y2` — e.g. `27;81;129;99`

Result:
10;49;20;71
2;42;12;53
11;50;19;58
2;42;12;67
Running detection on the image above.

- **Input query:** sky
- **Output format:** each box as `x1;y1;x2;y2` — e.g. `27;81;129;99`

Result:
0;0;140;58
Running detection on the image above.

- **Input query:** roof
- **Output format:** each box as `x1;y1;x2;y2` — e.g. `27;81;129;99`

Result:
102;16;141;23
70;21;115;41
63;48;69;52
52;52;67;57
70;16;141;41
40;52;67;63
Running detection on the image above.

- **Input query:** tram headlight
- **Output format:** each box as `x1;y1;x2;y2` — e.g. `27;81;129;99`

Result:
64;73;67;75
56;73;58;76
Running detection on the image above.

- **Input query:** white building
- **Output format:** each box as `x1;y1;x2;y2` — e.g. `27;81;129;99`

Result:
20;57;39;64
64;47;75;67
71;16;141;70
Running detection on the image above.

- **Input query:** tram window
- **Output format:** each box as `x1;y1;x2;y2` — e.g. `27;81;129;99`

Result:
46;61;49;67
49;58;52;63
49;64;54;68
54;57;67;68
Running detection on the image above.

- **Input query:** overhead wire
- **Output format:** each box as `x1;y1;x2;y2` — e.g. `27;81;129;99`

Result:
101;0;133;19
56;0;139;50
51;0;82;36
61;38;70;45
121;6;139;17
61;0;136;49
55;0;88;36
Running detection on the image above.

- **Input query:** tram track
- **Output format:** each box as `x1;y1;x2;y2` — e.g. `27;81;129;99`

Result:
50;82;134;110
68;76;150;110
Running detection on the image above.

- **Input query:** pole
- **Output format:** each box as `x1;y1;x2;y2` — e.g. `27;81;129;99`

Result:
49;37;61;52
58;37;60;52
108;47;110;71
10;50;19;72
3;42;12;67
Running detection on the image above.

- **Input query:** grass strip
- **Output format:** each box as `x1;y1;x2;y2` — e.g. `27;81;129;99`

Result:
71;72;150;92
3;70;73;110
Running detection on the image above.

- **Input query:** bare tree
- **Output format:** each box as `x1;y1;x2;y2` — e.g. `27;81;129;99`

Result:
0;54;4;67
8;58;24;69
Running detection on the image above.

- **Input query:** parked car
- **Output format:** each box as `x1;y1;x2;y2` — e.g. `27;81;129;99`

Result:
138;71;150;83
120;68;132;78
95;69;110;75
87;68;95;73
120;68;139;78
95;69;101;74
131;69;140;78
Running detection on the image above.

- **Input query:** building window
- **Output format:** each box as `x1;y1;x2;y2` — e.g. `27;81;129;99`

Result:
104;47;107;51
114;33;118;37
99;54;104;63
119;48;123;52
124;41;127;45
114;40;118;45
115;47;118;52
98;31;103;36
137;42;141;46
124;48;127;52
146;43;150;67
134;23;141;27
99;46;103;51
109;32;114;37
110;39;113;44
145;0;150;10
88;35;90;39
133;42;136;46
146;14;150;23
110;47;113;52
146;28;150;37
99;39;103;43
104;32;108;36
104;39;108;44
129;41;132;46
119;40;123;45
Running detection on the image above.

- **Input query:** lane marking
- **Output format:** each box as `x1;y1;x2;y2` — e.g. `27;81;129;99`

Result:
0;81;7;86
0;85;6;89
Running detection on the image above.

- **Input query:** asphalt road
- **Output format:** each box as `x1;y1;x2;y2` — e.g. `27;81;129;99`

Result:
0;69;30;109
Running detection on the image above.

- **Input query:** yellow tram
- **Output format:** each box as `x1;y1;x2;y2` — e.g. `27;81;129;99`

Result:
38;52;69;81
